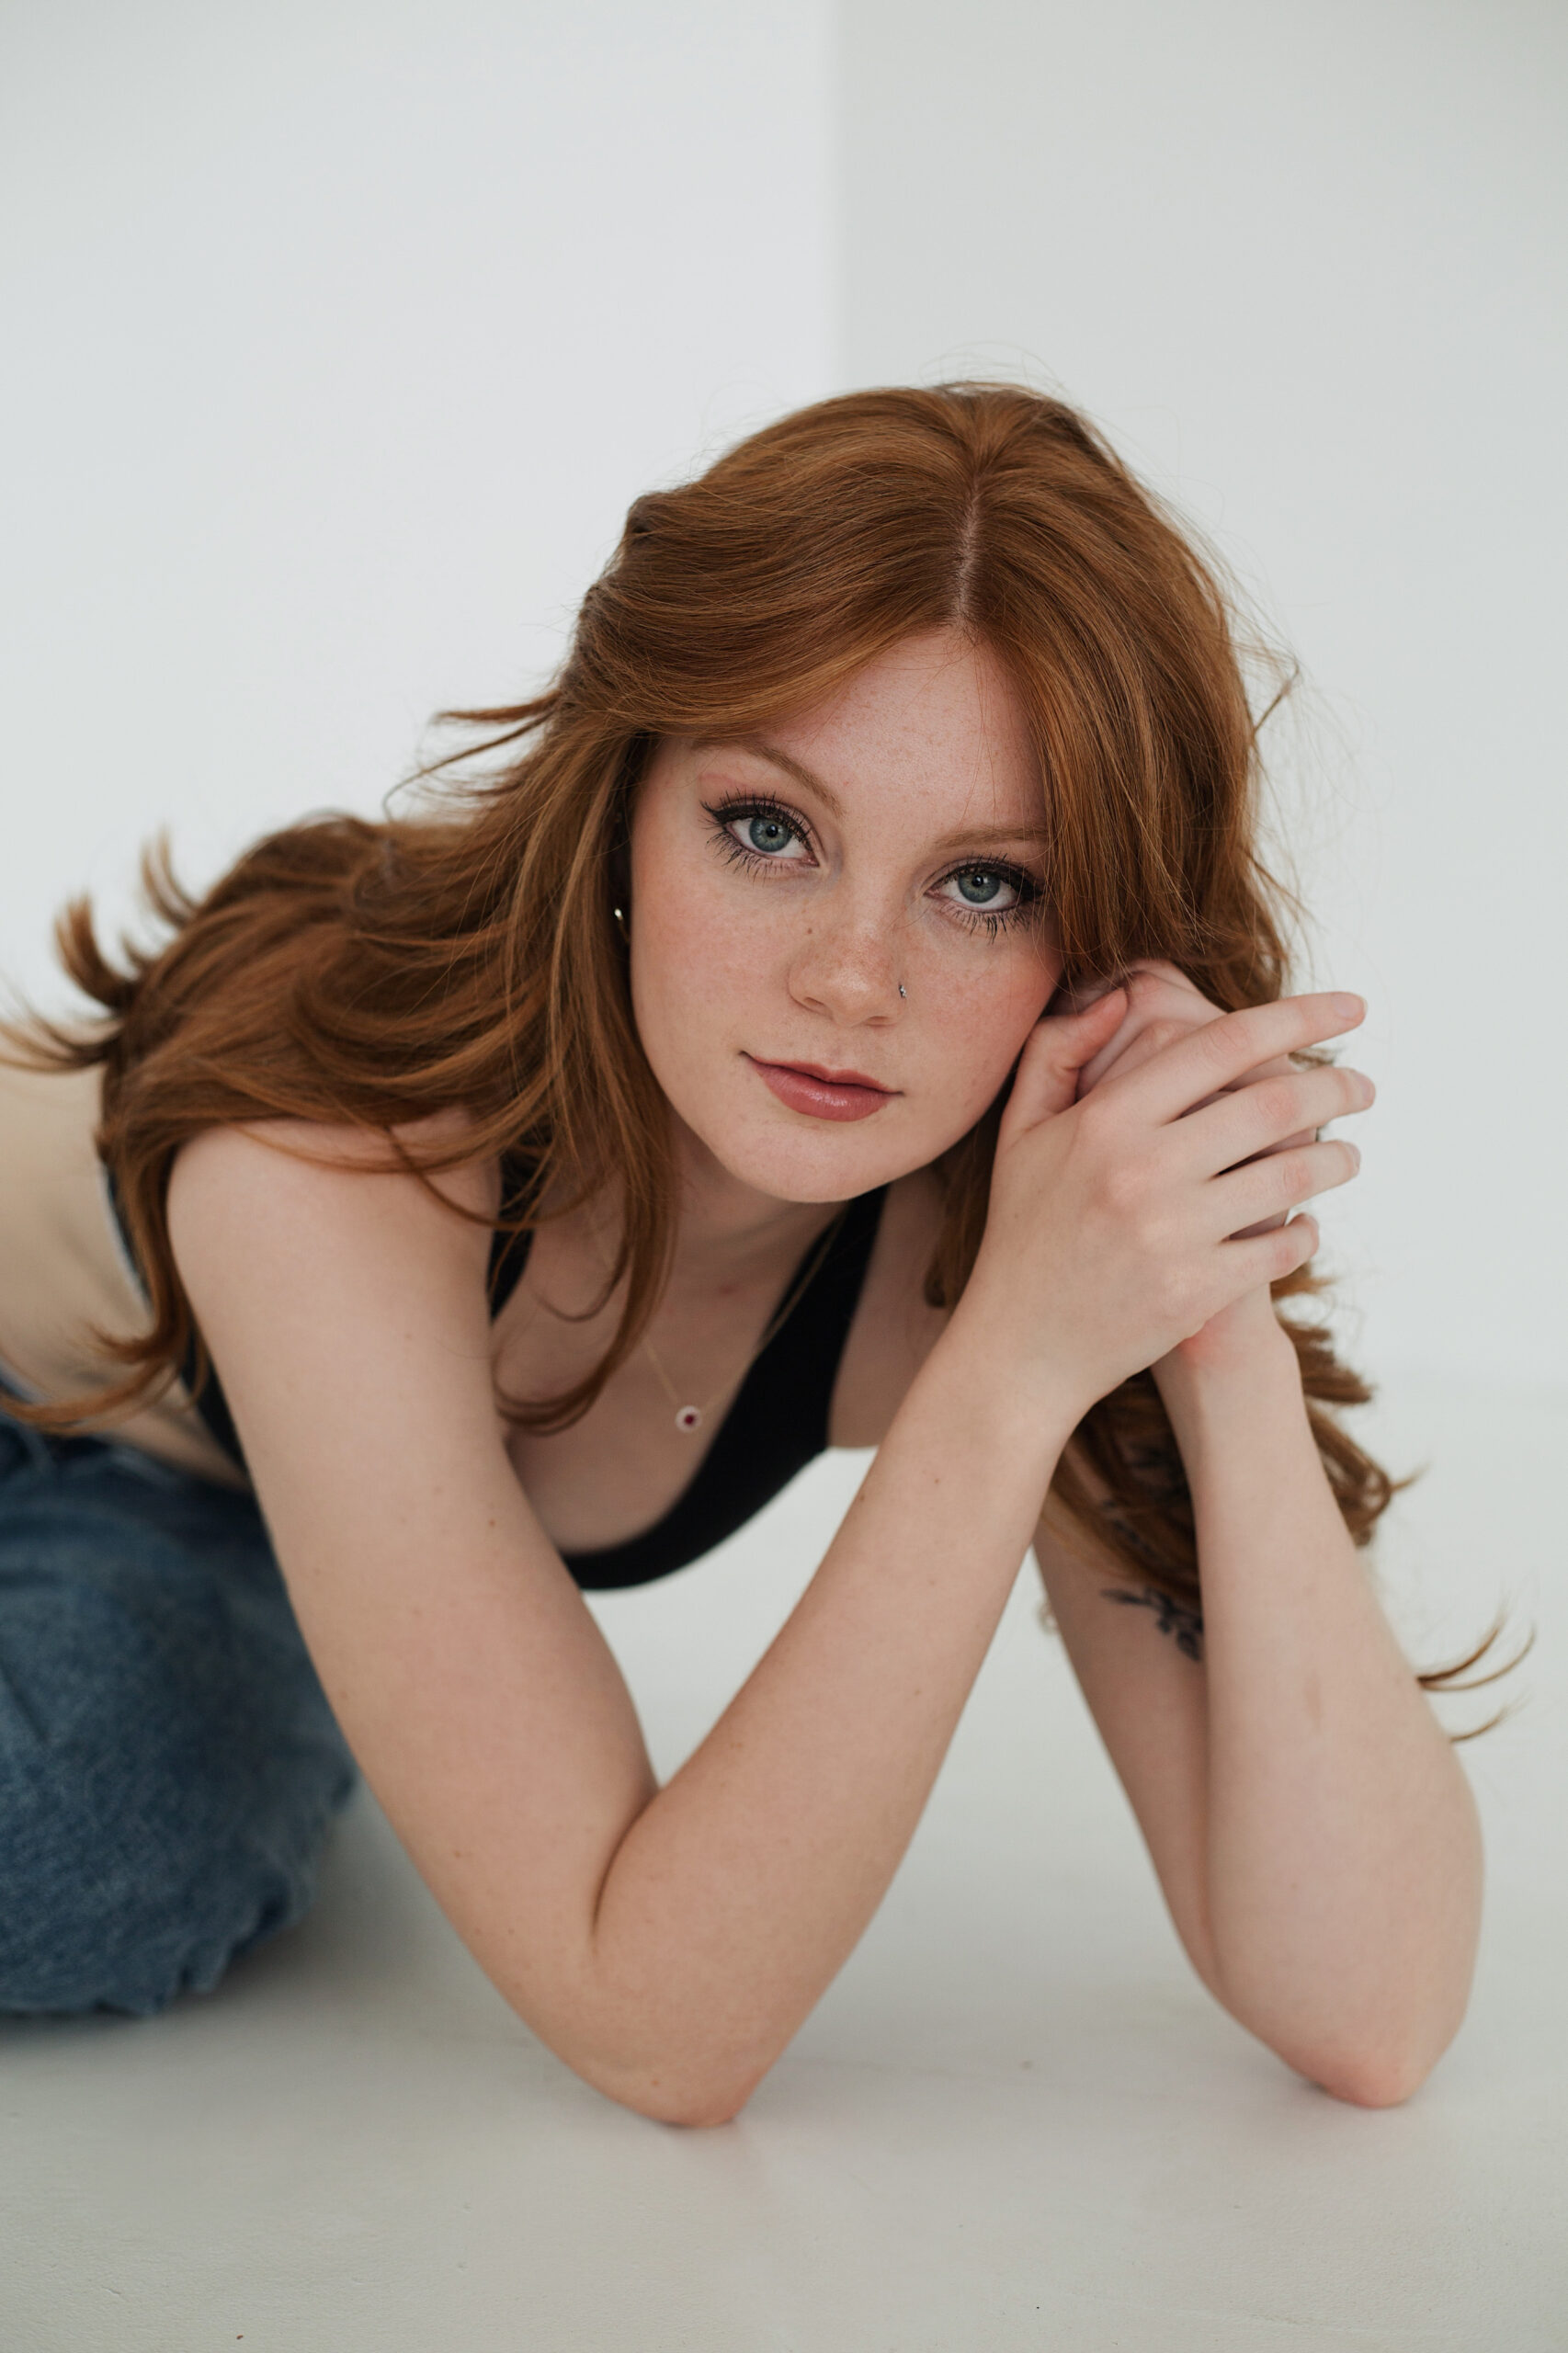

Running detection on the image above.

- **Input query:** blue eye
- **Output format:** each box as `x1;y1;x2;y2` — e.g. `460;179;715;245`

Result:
746;813;795;855
935;862;1038;934
944;867;1019;911
706;797;814;868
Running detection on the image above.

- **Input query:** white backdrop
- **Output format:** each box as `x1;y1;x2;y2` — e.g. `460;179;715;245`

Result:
839;0;1568;1388
0;0;833;991
5;0;1563;1390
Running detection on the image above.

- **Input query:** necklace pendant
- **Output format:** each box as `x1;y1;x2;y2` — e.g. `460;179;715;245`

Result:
675;1404;703;1434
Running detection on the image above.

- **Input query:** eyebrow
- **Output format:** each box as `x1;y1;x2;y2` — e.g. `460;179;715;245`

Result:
691;735;1051;858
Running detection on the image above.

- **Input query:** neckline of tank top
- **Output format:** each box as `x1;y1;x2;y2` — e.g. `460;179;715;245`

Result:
103;1158;889;1537
541;1181;889;1586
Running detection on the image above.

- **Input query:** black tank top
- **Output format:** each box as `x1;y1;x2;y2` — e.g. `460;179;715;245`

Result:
149;1176;888;1592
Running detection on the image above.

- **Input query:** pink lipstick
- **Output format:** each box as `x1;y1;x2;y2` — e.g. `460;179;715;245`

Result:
745;1055;898;1122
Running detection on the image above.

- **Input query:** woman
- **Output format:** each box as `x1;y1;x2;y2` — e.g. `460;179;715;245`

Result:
0;383;1483;2122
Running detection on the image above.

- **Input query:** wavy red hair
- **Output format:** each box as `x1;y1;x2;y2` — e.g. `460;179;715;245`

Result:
6;382;1506;1710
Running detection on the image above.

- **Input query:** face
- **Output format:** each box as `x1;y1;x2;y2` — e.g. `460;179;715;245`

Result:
626;627;1063;1204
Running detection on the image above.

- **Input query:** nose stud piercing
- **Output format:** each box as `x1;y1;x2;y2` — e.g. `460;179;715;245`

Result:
898;982;907;999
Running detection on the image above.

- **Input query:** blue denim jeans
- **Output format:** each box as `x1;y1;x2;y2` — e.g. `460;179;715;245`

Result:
0;1399;356;2014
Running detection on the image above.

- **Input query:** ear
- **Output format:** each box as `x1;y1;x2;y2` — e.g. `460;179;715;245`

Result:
1001;987;1127;1140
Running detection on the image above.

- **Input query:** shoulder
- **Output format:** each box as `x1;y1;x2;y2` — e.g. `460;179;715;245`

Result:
170;1108;498;1230
167;1110;501;1335
830;1168;950;1448
165;1113;518;1524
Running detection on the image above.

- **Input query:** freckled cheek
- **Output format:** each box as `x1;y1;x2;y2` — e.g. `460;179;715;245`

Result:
917;961;1056;1112
631;861;770;1061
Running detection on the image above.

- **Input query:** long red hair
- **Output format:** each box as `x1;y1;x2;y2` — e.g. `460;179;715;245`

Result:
5;382;1502;1705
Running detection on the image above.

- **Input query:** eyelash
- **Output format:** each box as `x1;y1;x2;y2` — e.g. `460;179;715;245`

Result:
701;792;1042;939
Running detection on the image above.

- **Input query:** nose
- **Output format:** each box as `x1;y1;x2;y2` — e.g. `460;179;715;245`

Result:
786;901;903;1025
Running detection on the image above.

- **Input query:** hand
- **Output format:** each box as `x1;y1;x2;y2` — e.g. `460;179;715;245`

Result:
1035;962;1371;1380
960;981;1372;1414
1062;961;1371;1376
1067;960;1314;1230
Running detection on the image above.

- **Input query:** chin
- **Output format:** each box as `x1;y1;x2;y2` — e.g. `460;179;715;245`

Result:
685;1098;957;1205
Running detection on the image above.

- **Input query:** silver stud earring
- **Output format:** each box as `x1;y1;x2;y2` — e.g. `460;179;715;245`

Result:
612;904;631;941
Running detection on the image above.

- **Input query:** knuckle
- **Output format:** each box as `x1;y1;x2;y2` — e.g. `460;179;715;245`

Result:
1193;1012;1237;1063
1267;1144;1310;1197
1252;1075;1301;1131
1278;1143;1329;1199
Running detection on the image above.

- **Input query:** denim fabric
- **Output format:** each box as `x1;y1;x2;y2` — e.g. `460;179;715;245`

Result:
0;1402;356;2014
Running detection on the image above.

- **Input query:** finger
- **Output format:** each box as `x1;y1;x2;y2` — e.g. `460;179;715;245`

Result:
1222;1123;1333;1234
1214;1211;1321;1293
1099;993;1366;1126
1204;1136;1362;1237
1183;1048;1299;1108
1062;961;1222;1098
1004;987;1128;1132
1079;1004;1224;1097
1172;1063;1374;1175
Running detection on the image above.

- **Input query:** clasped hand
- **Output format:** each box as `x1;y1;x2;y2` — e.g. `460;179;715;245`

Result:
965;961;1373;1411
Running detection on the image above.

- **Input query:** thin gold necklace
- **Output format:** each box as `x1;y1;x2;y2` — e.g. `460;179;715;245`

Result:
608;1209;847;1436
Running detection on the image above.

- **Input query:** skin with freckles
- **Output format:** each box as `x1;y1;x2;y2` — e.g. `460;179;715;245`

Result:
628;629;1062;1206
6;360;1485;2117
165;618;1480;2128
502;629;1064;1552
504;627;1356;1552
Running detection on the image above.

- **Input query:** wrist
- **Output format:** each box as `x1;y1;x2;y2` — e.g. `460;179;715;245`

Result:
1155;1292;1298;1394
924;1300;1085;1478
1153;1311;1304;1455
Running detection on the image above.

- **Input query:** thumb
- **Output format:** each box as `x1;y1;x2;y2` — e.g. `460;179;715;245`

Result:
1003;986;1127;1135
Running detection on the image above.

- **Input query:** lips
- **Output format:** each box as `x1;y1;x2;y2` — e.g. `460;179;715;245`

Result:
745;1055;898;1123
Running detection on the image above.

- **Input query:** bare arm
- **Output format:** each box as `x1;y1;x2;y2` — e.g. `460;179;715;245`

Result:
167;1123;1075;2127
1037;1343;1483;2109
168;988;1430;2123
1035;962;1481;2106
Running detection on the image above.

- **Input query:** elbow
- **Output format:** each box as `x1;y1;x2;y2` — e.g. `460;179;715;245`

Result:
1214;1944;1476;2115
538;2015;769;2127
627;2085;754;2131
589;2060;764;2130
505;1958;778;2128
1310;2049;1431;2110
1305;2018;1465;2109
1277;2009;1465;2111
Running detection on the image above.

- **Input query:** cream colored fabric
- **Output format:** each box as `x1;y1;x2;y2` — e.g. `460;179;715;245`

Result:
0;1058;246;1487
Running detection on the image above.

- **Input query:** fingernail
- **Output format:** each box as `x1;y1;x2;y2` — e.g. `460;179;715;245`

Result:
1331;994;1365;1022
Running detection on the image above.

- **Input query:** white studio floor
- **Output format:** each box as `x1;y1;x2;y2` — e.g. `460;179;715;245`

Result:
4;1371;1564;2352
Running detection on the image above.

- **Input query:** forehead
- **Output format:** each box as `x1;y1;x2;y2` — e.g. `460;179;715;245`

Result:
696;629;1042;831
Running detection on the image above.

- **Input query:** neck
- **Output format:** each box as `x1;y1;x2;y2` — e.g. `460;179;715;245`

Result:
660;1119;845;1290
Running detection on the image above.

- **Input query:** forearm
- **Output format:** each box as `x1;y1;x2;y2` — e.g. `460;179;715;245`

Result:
568;1317;1074;2122
1161;1328;1482;2104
